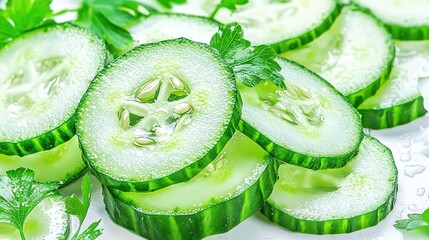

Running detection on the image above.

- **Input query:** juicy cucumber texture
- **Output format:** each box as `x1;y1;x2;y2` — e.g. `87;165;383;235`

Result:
0;23;107;156
262;136;398;234
282;6;394;107
240;57;363;170
0;195;69;240
0;136;86;186
77;38;240;192
103;132;277;240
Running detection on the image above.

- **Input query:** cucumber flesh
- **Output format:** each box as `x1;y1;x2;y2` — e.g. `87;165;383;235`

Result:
240;57;363;170
0;136;86;186
352;0;429;40
262;136;398;234
103;131;277;240
358;41;428;129
0;195;69;240
77;38;240;192
0;24;107;156
282;6;394;107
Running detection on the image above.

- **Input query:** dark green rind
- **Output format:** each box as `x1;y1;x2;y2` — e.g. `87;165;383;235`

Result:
358;97;427;129
261;185;397;234
270;2;341;53
77;38;242;192
57;166;87;188
0;23;107;157
0;116;75;157
102;158;278;240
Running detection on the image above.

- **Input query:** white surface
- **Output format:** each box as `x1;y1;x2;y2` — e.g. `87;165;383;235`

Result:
60;115;429;240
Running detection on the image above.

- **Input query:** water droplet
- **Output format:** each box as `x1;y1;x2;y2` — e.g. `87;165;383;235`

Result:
402;135;412;148
404;165;426;178
417;188;425;196
400;153;412;162
408;204;418;211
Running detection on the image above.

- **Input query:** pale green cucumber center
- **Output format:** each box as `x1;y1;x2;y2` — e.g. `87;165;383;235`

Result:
282;7;392;96
118;132;269;214
241;58;361;157
0;196;68;240
268;137;397;221
0;136;85;183
353;0;429;27
359;41;429;109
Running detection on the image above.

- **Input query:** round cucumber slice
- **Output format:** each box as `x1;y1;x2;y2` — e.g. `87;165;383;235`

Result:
126;13;219;51
358;41;428;129
0;24;107;157
239;57;363;170
103;132;277;240
0;136;86;187
352;0;429;40
0;195;69;240
281;6;395;107
77;38;240;192
169;0;340;52
262;136;398;234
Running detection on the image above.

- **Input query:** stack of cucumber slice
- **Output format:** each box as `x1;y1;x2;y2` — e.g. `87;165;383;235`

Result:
0;24;107;185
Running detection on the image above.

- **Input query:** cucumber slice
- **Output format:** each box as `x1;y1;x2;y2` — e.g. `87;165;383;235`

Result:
77;38;240;192
281;7;395;107
103;132;277;240
0;195;69;240
239;57;363;170
358;41;428;129
0;24;107;157
262;136;398;234
352;0;429;40
0;136;86;186
126;13;219;51
170;0;340;52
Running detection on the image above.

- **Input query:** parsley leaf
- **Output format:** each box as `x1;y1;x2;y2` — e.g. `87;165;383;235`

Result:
76;0;156;52
0;168;58;240
0;0;54;47
210;23;285;88
156;0;186;9
66;174;103;240
210;0;249;18
395;209;429;231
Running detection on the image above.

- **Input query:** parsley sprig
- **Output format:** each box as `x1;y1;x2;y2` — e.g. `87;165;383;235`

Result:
210;0;248;19
395;209;429;232
210;23;286;88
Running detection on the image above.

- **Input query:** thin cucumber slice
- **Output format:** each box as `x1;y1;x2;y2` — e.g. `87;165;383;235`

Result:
0;195;69;240
262;136;398;234
0;24;107;157
358;41;428;129
239;57;363;170
77;38;240;192
0;136;86;187
124;13;219;53
281;6;395;107
352;0;429;40
170;0;340;52
103;132;277;240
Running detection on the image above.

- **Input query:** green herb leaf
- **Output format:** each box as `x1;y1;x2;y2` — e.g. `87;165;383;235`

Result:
0;0;53;47
156;0;186;9
0;168;58;239
395;212;429;231
67;174;103;240
210;23;285;88
210;0;248;18
76;0;156;52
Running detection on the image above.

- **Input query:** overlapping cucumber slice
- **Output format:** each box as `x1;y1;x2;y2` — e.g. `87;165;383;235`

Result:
358;41;428;129
239;57;363;170
103;132;277;240
170;0;340;52
0;24;107;156
0;136;86;186
0;195;69;240
282;6;394;107
262;136;398;234
352;0;429;40
77;38;240;192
